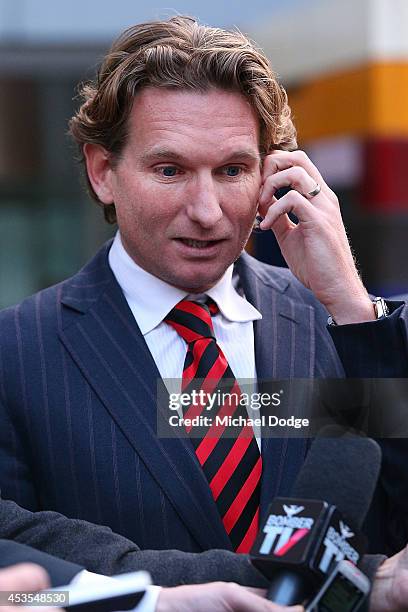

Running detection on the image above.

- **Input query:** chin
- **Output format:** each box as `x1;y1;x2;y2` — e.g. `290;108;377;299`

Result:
173;280;219;293
169;271;223;294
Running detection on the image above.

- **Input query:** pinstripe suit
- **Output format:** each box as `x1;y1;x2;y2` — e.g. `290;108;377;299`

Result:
0;241;407;554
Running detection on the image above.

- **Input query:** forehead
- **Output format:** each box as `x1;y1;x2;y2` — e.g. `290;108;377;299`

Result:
125;87;260;162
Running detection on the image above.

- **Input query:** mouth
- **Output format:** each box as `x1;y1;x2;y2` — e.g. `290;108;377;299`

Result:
173;237;226;257
176;238;224;249
179;238;217;249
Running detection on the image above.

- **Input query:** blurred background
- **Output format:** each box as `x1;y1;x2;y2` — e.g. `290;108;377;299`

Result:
1;0;407;308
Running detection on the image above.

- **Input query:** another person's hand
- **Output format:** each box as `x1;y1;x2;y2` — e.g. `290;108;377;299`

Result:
258;150;374;325
0;563;50;592
370;545;408;611
0;563;55;612
156;582;303;611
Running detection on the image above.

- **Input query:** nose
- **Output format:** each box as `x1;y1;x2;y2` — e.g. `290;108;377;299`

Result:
185;172;223;228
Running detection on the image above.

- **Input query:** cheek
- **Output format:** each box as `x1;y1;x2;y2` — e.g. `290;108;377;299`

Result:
231;180;260;221
229;181;261;244
113;179;170;225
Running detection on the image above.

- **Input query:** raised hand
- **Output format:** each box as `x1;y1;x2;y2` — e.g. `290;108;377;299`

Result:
258;150;374;325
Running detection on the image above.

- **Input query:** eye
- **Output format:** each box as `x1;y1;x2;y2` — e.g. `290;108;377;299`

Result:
155;166;179;177
223;166;242;177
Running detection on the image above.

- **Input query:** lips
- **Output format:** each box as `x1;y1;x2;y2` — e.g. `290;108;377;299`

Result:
180;238;214;249
176;238;224;249
172;237;227;258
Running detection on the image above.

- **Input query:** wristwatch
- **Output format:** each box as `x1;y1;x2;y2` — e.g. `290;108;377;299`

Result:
372;296;389;319
328;297;389;326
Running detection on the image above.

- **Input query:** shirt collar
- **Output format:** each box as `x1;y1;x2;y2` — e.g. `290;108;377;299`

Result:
108;231;262;335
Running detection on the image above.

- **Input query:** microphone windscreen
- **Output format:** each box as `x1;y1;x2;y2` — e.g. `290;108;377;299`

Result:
291;427;381;530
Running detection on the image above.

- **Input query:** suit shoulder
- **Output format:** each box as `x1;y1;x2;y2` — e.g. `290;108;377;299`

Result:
0;280;67;346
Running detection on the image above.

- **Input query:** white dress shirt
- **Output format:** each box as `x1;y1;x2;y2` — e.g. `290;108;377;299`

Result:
108;232;262;386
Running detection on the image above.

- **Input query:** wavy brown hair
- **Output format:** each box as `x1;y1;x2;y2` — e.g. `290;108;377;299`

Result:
69;15;297;223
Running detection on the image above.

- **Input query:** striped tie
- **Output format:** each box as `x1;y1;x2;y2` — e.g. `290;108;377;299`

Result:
165;299;262;553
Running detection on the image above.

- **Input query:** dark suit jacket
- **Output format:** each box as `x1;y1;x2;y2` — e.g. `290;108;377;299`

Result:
0;242;407;555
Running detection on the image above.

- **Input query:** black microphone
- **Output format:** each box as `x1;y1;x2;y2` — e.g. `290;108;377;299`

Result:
291;431;381;530
250;429;381;606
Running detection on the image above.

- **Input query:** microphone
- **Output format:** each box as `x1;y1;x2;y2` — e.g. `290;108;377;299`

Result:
250;429;381;606
291;430;381;530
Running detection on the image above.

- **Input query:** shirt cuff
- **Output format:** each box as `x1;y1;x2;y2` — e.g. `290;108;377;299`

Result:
137;585;161;612
69;570;160;612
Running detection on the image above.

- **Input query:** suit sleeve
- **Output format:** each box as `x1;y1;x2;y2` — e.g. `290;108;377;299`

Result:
327;301;408;378
0;497;268;587
329;300;408;555
0;539;83;587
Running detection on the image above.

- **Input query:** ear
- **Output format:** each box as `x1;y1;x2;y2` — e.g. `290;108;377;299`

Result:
83;143;115;204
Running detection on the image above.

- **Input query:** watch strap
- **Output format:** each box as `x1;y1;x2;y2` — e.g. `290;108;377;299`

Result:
327;297;389;326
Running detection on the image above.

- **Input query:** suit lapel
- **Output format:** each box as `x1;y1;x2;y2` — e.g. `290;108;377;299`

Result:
58;243;231;550
237;253;311;518
237;252;316;380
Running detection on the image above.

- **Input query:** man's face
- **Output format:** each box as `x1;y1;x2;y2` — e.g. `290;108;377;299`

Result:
103;87;262;292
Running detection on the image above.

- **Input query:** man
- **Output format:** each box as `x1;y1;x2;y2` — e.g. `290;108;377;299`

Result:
0;10;407;583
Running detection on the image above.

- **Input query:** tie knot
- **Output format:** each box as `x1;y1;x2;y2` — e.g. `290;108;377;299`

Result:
165;299;218;344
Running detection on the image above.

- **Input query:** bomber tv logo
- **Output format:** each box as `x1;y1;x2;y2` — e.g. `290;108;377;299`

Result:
259;503;313;557
283;504;304;517
339;521;354;540
318;520;359;572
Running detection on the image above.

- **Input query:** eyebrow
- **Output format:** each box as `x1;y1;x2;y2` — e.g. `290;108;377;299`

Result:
141;147;261;165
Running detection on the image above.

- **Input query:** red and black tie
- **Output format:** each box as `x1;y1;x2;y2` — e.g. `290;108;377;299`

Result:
165;299;262;553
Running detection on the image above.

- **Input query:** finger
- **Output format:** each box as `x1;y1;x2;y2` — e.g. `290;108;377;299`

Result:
257;205;296;242
0;564;50;592
256;200;294;240
243;587;267;596
263;150;323;183
257;193;278;219
239;587;304;611
259;166;321;212
268;213;296;242
225;584;304;611
236;590;304;610
262;150;331;196
260;190;318;231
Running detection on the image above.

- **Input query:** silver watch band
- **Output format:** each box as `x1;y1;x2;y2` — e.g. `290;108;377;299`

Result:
372;296;389;319
327;297;389;326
